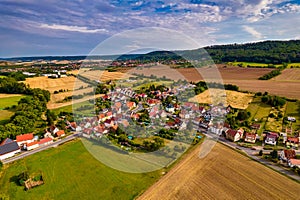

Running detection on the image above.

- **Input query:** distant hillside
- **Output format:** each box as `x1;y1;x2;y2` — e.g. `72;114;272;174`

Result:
1;40;300;64
204;40;300;64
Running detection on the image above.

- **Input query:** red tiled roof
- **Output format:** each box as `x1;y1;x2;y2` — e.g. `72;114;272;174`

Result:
16;133;34;142
289;159;300;165
27;141;38;147
287;137;299;143
226;129;238;137
70;122;77;128
126;101;135;108
38;137;53;145
284;150;296;159
56;130;65;136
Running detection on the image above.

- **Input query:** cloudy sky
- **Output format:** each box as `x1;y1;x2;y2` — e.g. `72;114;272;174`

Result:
0;0;299;57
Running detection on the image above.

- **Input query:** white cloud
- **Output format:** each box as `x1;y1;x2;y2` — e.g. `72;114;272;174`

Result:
39;24;108;33
243;25;264;39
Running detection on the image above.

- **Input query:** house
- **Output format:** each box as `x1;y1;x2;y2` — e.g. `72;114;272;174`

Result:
126;101;136;109
38;137;53;146
49;125;59;135
244;132;257;144
16;133;35;146
26;141;39;151
56;130;65;137
286;137;299;148
166;104;175;113
251;123;261;130
44;131;54;139
288;159;300;168
0;138;20;160
225;129;244;142
280;149;296;161
264;132;278;145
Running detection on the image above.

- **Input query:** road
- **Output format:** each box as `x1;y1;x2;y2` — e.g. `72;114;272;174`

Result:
217;136;300;182
2;133;80;164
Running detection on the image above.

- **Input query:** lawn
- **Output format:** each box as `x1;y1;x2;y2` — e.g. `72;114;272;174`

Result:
246;97;272;135
284;101;300;132
0;110;14;124
0;95;25;110
0;140;163;200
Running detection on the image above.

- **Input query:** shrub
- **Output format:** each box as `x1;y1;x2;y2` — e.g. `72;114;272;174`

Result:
259;150;263;156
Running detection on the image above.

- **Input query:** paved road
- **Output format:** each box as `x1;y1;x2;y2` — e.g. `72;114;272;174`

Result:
217;137;300;182
2;133;80;164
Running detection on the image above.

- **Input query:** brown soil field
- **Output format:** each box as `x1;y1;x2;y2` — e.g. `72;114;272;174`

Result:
176;65;274;82
190;89;253;109
138;143;300;200
272;68;300;81
121;65;300;99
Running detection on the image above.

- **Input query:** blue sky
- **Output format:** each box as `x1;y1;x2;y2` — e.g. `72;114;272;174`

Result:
0;0;299;57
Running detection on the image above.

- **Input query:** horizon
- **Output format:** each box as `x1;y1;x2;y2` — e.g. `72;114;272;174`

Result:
0;0;300;57
1;38;299;60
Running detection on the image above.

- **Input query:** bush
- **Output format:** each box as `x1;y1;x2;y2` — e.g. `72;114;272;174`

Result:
259;150;263;156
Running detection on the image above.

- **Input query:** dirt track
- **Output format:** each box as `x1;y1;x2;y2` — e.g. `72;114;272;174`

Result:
138;143;300;200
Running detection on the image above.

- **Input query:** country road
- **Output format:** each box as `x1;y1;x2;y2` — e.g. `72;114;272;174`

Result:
2;133;80;164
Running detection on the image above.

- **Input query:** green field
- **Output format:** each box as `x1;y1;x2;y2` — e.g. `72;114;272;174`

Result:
284;101;300;132
51;104;73;114
0;95;25;110
228;62;300;68
0;110;14;124
0;75;6;78
0;140;163;200
246;97;272;135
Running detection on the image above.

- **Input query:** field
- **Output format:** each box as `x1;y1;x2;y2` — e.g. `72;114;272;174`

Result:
190;89;254;109
0;95;25;123
23;71;128;110
138;143;300;200
125;65;300;98
284;101;300;131
272;68;300;81
0;140;163;200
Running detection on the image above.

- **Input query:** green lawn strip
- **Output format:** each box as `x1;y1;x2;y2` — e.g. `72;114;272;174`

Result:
284;101;300;132
0;95;25;109
0;140;163;200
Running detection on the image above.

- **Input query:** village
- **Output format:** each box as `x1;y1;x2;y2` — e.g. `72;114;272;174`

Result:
1;79;300;174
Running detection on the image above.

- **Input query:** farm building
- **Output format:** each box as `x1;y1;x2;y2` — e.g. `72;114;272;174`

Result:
0;138;20;160
288;159;300;168
286;137;299;148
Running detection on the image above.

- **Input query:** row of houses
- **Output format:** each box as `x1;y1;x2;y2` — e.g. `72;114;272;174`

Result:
0;129;67;161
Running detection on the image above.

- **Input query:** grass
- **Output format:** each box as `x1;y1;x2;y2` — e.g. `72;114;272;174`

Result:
246;97;272;134
0;75;6;78
284;101;300;132
0;95;25;110
0;110;14;124
0;140;163;200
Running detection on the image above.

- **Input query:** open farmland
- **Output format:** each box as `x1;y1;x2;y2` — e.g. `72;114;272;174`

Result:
80;70;132;81
272;68;300;81
190;89;253;109
138;143;300;200
0;140;162;200
0;95;25;122
23;71;129;109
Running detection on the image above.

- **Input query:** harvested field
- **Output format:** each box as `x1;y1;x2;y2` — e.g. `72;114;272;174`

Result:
23;76;83;92
272;68;300;81
0;94;22;98
138;143;300;200
80;70;131;81
190;89;253;109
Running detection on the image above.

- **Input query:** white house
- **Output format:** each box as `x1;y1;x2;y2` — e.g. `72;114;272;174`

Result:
288;159;300;168
26;141;39;151
16;133;35;146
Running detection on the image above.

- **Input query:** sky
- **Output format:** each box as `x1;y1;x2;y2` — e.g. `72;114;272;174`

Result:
0;0;299;57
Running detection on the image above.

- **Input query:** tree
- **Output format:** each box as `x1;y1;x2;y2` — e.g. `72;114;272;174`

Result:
237;110;250;121
0;160;3;170
258;150;263;156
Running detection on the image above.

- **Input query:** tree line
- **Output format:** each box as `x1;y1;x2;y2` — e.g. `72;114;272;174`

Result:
0;77;50;141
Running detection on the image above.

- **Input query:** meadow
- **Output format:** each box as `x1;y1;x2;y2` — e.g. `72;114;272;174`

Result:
0;140;163;200
0;95;25;123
